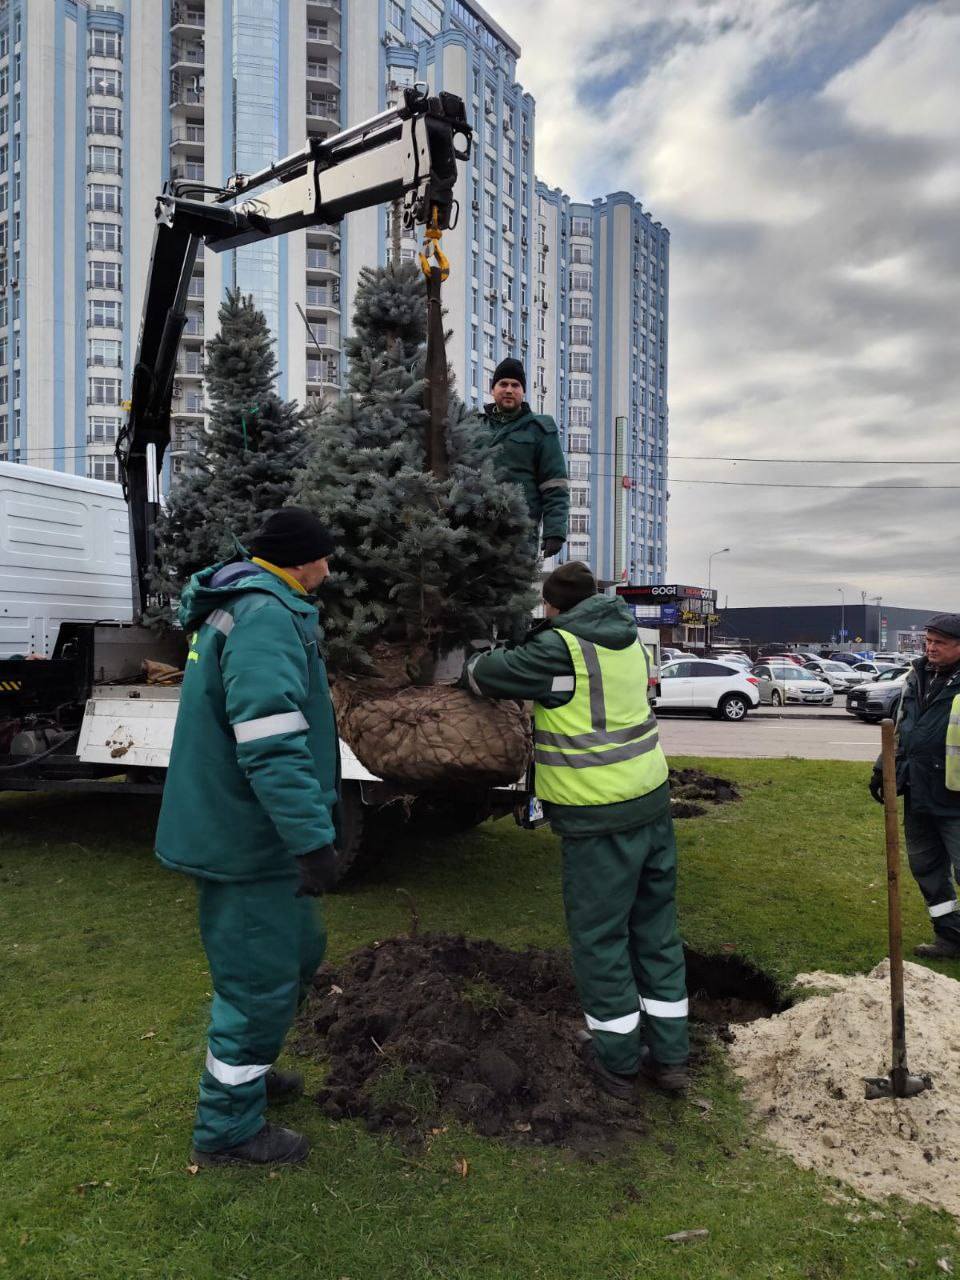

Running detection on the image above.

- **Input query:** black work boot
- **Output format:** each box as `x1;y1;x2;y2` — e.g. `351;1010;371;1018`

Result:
191;1122;310;1168
914;937;960;959
639;1046;690;1095
578;1037;637;1102
265;1067;304;1103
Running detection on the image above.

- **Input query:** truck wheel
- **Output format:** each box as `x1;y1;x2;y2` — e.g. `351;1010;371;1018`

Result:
718;694;748;722
329;781;377;889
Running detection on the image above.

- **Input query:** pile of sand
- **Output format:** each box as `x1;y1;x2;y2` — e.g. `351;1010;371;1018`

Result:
728;960;960;1216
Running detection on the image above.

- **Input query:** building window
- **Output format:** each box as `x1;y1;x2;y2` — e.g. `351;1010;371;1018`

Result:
571;486;590;506
570;269;591;291
483;332;495;361
89;30;122;59
569;376;591;400
410;0;442;35
571;216;592;237
87;456;118;482
88;376;121;405
570;297;592;319
88;183;120;213
89;66;123;96
484;156;496;185
89;106;122;137
89;298;122;329
570;352;592;373
569;407;591;429
89;260;121;289
88;338;122;367
568;432;591;453
89;145;121;175
87;415;119;443
570;513;590;534
570;324;592;347
89;221;121;251
386;0;404;30
569;459;591;480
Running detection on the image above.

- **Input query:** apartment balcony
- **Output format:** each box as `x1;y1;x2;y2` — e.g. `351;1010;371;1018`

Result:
176;359;204;379
170;125;205;151
305;332;341;353
187;279;205;300
171;163;205;183
307;0;341;17
86;357;123;369
306;60;340;87
307;23;341;49
171;44;204;71
305;286;340;312
307;96;339;126
172;398;205;417
87;240;122;253
170;87;205;108
171;6;205;33
306;249;339;275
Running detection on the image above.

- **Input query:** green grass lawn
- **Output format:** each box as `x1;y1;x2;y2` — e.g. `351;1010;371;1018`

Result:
1;758;957;1279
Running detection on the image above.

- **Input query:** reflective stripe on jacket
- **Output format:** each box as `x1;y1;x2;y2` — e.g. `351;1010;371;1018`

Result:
947;694;960;792
533;628;668;807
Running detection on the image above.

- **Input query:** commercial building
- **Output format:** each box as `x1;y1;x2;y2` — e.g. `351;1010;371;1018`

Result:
716;604;936;653
5;0;669;583
616;583;718;652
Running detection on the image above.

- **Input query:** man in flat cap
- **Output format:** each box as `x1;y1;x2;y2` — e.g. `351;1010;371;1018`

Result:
462;562;689;1099
869;614;960;958
156;508;341;1167
480;358;569;561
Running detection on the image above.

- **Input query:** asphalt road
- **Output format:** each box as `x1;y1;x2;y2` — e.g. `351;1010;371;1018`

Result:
657;704;882;761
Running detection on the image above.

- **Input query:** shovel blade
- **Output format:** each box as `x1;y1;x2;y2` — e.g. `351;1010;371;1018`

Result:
863;1071;932;1100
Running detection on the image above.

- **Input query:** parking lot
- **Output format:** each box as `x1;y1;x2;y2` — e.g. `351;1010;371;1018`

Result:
657;704;881;761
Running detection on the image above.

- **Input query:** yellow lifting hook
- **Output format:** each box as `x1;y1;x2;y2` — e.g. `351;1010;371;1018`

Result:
418;207;450;282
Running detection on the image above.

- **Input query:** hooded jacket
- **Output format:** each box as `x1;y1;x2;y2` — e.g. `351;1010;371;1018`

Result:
155;560;339;882
463;593;669;835
893;656;960;817
479;402;569;542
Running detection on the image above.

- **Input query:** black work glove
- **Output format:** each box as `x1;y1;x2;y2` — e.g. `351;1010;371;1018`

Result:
868;769;884;805
296;844;338;896
541;536;564;558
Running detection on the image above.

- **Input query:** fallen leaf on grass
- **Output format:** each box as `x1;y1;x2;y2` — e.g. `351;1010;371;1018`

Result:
139;1030;157;1040
186;1164;200;1176
937;1261;953;1275
691;1097;713;1115
330;984;344;996
513;1121;532;1133
268;1171;281;1180
19;1233;28;1247
428;1126;448;1137
454;1157;469;1178
664;1229;709;1244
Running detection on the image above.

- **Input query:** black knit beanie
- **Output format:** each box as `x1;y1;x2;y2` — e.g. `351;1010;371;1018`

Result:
247;507;336;567
543;561;597;613
491;357;526;391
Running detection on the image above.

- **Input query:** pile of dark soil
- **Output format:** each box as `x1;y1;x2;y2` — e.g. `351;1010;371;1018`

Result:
299;933;779;1151
669;767;740;820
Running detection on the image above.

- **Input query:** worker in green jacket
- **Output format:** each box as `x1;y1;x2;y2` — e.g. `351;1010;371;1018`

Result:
481;358;569;559
869;614;960;959
462;561;689;1098
156;508;340;1168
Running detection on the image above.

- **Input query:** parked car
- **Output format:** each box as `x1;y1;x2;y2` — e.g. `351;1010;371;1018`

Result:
757;653;806;666
661;647;687;662
657;659;760;721
802;658;870;691
849;660;902;680
845;667;911;723
751;662;834;706
827;652;864;666
709;651;752;669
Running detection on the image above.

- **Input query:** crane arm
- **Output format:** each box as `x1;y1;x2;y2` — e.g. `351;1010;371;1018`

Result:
118;87;471;616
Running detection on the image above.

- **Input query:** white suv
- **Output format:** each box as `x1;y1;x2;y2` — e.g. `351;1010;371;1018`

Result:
657;658;760;721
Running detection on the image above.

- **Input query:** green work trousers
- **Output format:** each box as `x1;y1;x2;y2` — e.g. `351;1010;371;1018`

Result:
561;813;689;1074
193;876;326;1153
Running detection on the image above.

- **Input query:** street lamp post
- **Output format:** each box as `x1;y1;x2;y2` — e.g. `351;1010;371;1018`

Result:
873;595;883;649
706;547;730;652
837;588;845;650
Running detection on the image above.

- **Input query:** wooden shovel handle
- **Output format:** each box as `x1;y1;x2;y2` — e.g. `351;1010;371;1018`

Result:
881;718;907;1075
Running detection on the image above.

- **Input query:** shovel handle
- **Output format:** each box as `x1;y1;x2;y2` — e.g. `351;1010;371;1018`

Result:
880;718;907;1078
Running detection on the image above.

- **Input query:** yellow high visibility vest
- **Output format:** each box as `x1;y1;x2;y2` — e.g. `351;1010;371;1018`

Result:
533;629;668;807
947;694;960;791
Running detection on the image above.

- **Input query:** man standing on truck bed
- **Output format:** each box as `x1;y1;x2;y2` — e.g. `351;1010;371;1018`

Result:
156;508;340;1168
480;358;569;560
461;561;689;1098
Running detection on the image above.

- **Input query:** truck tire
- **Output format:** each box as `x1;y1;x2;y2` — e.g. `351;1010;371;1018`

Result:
717;693;749;722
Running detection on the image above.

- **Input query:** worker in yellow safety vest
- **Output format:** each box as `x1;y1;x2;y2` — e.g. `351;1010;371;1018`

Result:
462;561;689;1097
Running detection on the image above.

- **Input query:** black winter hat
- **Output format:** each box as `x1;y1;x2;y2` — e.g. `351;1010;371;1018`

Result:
491;357;526;391
925;613;960;640
543;561;597;613
247;507;336;567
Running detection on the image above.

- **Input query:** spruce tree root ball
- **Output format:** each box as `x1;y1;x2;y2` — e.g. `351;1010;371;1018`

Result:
332;684;532;787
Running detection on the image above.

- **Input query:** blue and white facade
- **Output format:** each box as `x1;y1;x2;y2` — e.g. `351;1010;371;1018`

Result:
534;185;670;581
9;0;669;583
7;0;165;480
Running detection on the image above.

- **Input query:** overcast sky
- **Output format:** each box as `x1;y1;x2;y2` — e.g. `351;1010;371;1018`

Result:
483;0;960;607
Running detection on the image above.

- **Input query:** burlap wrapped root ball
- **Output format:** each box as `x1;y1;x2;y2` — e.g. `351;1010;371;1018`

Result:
333;683;532;787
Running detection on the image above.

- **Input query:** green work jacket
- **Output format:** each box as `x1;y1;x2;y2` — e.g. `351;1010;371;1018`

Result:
155;560;340;882
893;658;960;817
463;594;669;835
479;403;569;542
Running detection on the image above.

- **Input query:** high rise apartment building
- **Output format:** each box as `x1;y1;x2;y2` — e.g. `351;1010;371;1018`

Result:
5;0;668;584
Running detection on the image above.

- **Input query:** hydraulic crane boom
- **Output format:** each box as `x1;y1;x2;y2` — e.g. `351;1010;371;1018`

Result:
117;86;471;617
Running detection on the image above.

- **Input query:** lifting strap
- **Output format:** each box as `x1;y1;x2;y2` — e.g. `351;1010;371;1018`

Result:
420;207;450;480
